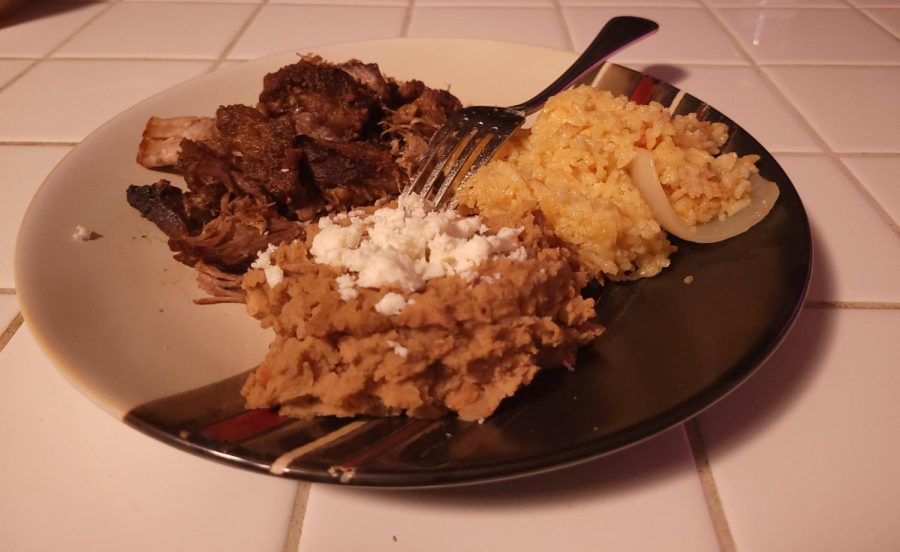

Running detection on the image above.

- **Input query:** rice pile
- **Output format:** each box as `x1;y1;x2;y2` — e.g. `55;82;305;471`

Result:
458;85;760;280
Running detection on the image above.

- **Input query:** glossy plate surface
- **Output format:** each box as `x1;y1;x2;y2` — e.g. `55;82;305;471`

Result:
15;39;810;487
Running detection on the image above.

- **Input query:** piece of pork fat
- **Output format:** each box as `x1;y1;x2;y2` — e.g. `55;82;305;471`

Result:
258;58;380;142
136;116;217;168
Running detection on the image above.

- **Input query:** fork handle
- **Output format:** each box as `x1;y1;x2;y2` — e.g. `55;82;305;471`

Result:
508;16;659;114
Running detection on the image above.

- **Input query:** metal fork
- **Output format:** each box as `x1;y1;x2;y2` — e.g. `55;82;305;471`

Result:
404;16;659;208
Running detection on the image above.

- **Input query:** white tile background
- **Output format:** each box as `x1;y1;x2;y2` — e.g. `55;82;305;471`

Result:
1;1;898;551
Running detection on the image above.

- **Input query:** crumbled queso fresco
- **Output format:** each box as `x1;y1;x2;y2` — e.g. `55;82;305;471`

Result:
250;243;284;287
72;225;92;241
306;193;526;314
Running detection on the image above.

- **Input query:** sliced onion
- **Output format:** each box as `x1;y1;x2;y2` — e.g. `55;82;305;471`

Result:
630;149;780;244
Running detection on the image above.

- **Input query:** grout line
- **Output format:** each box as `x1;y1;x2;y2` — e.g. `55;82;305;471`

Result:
215;0;269;68
46;55;225;63
554;0;576;53
282;483;312;552
0;141;79;147
712;4;858;9
0;314;24;355
400;0;415;38
685;419;736;552
44;2;118;59
833;157;900;234
758;61;900;67
805;300;900;310
831;151;900;158
5;54;894;69
0;60;35;93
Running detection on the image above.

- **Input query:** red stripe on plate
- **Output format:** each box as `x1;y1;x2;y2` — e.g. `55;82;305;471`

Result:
201;408;286;442
630;75;656;105
337;419;439;471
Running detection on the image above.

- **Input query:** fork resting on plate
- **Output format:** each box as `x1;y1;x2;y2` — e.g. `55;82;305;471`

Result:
404;16;659;209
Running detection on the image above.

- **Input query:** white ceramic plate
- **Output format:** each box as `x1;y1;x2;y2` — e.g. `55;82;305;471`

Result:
15;39;810;487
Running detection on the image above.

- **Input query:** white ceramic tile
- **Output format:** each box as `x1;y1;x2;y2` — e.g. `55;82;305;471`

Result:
635;64;822;152
0;59;31;87
698;308;900;552
55;2;257;60
848;0;900;6
0;327;298;552
407;7;569;49
716;8;900;64
0;146;72;289
0;59;212;142
707;0;847;6
764;66;900;153
0;1;107;58
864;7;900;36
565;7;749;64
776;154;900;302
228;5;406;60
272;0;406;4
841;155;900;224
300;426;720;552
0;294;17;330
561;0;699;5
416;0;553;6
125;0;260;3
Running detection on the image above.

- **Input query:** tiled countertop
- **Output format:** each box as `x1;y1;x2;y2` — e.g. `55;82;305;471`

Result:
1;1;898;551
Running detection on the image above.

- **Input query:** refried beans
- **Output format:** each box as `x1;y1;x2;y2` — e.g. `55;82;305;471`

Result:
240;201;602;421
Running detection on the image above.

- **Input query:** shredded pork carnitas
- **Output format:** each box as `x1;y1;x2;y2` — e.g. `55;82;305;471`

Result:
127;54;461;302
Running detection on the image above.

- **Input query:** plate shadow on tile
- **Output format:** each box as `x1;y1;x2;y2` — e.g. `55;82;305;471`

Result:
804;220;838;304
695;222;836;455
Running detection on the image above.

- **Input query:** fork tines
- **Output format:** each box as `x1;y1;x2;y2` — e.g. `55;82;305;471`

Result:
405;106;524;209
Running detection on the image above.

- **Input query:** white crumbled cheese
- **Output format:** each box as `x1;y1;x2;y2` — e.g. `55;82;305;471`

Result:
250;243;284;287
385;340;409;358
336;274;359;300
72;225;91;241
310;193;526;300
375;292;407;316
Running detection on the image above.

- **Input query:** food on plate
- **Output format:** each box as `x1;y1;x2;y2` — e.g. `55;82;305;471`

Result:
137;115;217;168
458;86;770;279
240;194;601;421
127;54;778;422
126;54;461;276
